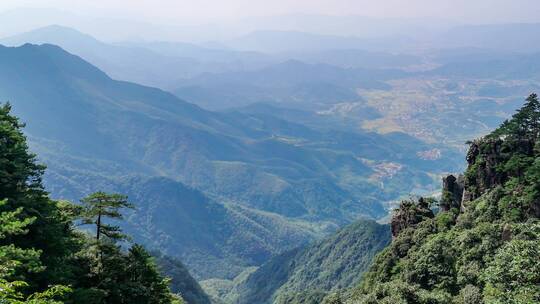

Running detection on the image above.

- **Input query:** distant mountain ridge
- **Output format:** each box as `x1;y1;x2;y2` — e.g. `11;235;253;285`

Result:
224;30;377;53
0;42;322;278
0;43;459;280
173;59;404;110
0;25;275;89
436;23;540;52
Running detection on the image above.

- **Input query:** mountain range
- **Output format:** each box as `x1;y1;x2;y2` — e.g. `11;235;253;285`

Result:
0;43;459;283
2;19;540;304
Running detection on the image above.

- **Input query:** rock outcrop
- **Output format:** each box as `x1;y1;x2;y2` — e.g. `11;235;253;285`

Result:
391;133;538;237
440;174;464;211
391;197;434;238
463;138;534;203
437;138;536;213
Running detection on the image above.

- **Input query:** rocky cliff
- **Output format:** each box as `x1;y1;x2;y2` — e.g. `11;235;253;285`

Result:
343;94;540;303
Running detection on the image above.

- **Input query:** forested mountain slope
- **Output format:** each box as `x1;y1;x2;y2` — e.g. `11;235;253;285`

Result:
0;103;184;303
0;43;459;279
335;94;540;303
221;220;391;304
155;253;212;304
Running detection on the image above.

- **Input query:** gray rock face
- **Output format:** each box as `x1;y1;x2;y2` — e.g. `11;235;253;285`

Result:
464;139;534;203
440;174;464;212
391;198;434;238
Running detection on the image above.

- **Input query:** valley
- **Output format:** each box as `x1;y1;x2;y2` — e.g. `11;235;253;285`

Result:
0;43;458;283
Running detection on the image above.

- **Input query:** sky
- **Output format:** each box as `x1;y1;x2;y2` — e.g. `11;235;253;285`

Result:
1;0;539;24
0;0;539;42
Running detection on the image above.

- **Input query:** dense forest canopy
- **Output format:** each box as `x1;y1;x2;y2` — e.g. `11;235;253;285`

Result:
0;103;183;303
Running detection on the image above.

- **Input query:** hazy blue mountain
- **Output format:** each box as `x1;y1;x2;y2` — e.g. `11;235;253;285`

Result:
436;23;540;52
0;43;319;278
118;40;275;67
174;60;403;110
118;41;420;77
0;43;460;279
223;30;413;53
0;25;276;89
228;102;382;133
223;14;455;40
0;25;204;88
5;25;416;93
0;9;453;45
178;60;400;88
0;7;240;43
225;30;363;53
429;47;518;65
285;49;422;69
429;51;540;79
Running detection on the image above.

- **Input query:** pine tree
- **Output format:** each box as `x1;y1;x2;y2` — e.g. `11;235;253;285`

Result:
0;103;80;291
123;245;181;304
1;103;181;303
491;93;540;138
0;199;70;303
78;192;133;286
80;192;134;242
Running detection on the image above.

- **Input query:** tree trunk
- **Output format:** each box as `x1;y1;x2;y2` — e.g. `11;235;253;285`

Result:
96;211;101;241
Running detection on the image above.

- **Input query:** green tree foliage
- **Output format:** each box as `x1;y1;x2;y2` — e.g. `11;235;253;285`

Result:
0;199;70;304
346;94;540;303
229;220;390;304
0;103;183;304
73;192;183;303
0;103;81;291
490;93;540;139
154;253;211;304
84;243;183;304
484;236;540;303
80;192;133;242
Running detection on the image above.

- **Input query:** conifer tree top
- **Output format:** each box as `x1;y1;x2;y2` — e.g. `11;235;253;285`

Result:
489;93;540;139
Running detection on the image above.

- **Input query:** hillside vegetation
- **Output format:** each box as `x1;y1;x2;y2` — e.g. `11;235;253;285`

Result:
0;43;459;279
154;253;212;304
239;220;391;304
337;94;540;303
0;103;188;303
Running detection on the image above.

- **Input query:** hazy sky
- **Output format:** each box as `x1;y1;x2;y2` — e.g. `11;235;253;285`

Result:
0;0;539;42
1;0;540;24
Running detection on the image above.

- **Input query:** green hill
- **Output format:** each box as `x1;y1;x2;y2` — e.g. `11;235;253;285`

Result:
340;94;540;303
154;253;212;304
117;176;318;279
206;219;391;304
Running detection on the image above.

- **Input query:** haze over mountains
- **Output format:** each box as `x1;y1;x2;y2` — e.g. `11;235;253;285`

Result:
0;8;456;42
0;25;277;89
2;9;540;303
0;42;461;282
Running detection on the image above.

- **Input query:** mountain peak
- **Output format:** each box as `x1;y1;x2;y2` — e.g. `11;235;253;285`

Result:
0;43;110;82
1;24;100;48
